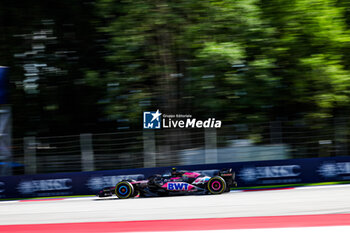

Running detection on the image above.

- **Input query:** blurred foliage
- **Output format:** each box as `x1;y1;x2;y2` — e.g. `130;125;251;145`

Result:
1;0;350;136
91;0;350;127
91;0;278;124
0;0;107;136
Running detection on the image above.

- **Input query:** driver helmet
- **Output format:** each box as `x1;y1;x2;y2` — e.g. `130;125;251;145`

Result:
171;167;178;176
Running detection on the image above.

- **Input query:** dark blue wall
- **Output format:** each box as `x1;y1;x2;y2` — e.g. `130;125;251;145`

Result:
0;156;349;199
0;67;9;105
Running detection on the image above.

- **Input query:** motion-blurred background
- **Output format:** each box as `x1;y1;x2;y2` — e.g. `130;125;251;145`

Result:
1;0;350;175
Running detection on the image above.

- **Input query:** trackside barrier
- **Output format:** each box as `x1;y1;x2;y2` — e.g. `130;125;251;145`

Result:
0;156;349;199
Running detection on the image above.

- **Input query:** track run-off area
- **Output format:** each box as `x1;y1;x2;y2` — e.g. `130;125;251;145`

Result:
0;185;350;232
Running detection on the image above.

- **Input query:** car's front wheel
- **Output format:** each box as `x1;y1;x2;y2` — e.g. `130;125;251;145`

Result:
115;181;134;199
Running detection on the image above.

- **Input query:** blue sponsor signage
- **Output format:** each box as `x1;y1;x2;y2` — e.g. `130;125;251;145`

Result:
0;67;9;105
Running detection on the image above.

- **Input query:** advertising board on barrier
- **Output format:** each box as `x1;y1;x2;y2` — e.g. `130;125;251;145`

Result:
239;165;302;184
318;161;350;180
0;156;350;199
86;174;144;192
0;181;5;198
17;178;73;196
0;66;9;105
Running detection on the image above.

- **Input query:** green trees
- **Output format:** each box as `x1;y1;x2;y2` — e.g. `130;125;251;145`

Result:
261;0;350;120
93;0;279;125
2;0;350;136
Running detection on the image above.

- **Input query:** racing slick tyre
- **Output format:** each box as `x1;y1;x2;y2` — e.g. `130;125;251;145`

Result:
115;181;134;199
207;176;227;195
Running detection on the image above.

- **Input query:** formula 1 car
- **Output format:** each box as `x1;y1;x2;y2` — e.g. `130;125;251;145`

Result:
97;168;237;199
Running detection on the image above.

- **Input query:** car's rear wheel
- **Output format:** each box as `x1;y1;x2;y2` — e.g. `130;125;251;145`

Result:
207;176;226;194
115;181;134;199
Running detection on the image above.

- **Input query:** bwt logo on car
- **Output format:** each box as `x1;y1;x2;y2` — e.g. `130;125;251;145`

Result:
17;178;72;194
167;182;189;191
240;165;301;182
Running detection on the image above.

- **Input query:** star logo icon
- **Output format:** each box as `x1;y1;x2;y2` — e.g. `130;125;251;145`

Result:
151;109;161;122
143;110;162;129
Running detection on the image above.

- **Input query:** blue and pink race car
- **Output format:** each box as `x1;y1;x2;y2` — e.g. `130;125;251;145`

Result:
98;168;237;199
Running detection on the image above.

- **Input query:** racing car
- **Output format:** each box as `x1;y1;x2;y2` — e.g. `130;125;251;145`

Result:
97;168;237;199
